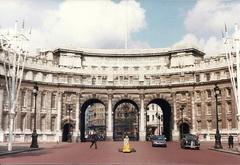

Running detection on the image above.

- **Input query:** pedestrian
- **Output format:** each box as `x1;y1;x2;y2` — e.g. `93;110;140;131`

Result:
90;131;98;149
228;134;234;149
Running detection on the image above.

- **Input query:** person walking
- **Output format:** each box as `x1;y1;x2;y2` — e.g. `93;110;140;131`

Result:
228;134;234;149
90;131;98;149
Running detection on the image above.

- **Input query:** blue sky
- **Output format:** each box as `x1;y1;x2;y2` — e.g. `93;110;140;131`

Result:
132;0;196;48
0;0;240;55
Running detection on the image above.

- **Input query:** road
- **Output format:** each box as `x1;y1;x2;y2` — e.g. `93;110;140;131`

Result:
0;141;239;165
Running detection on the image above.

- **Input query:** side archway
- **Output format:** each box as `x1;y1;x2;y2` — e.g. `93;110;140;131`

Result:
80;99;106;142
147;98;172;141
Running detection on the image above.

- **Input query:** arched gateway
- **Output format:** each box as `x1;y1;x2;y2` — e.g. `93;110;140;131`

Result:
0;46;238;143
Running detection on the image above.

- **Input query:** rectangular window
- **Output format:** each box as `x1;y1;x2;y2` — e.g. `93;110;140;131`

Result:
197;104;201;116
226;88;231;97
51;93;56;109
207;121;212;130
227;120;232;129
217;104;222;114
206;90;211;98
206;104;211;115
152;115;155;121
41;93;46;108
51;117;56;131
196;74;200;82
227;102;232;114
206;73;210;81
146;115;149;122
21;91;26;107
197;121;201;131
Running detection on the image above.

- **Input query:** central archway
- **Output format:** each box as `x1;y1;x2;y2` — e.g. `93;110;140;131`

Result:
147;98;172;141
113;99;139;141
80;99;106;142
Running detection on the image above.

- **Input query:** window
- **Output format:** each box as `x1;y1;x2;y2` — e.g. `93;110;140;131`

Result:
217;103;222;114
147;115;149;122
206;90;211;99
207;121;212;130
152;115;155;121
51;93;56;109
206;104;211;115
226;102;232;114
196;74;200;82
227;120;232;129
197;121;201;131
215;72;220;80
41;93;46;108
152;104;154;110
92;77;96;85
20;116;25;131
206;73;210;81
226;88;231;97
51;117;56;131
21;90;26;107
196;104;201;116
40;117;46;131
219;121;222;129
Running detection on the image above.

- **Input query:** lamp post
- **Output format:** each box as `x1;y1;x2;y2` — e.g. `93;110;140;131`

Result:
180;105;184;139
30;83;39;148
155;110;161;135
67;104;72;142
214;84;223;149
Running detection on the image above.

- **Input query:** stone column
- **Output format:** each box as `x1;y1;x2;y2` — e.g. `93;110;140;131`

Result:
46;92;52;133
190;91;196;133
56;92;62;142
106;94;113;140
0;88;4;142
74;93;80;142
172;92;178;141
139;94;146;141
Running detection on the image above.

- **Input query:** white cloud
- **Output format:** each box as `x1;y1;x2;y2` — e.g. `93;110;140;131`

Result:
174;0;240;56
185;0;240;37
173;33;224;56
0;0;147;52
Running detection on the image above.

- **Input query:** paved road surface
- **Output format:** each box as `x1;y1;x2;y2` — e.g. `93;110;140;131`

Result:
0;141;239;165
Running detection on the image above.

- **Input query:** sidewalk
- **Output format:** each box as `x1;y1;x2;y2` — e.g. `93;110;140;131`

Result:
209;144;240;155
0;142;65;156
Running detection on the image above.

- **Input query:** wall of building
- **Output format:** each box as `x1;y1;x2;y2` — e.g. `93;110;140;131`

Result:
0;47;238;142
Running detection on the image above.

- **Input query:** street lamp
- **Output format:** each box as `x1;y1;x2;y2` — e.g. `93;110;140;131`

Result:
155;110;161;135
67;104;73;142
30;83;39;148
180;105;184;139
214;84;223;149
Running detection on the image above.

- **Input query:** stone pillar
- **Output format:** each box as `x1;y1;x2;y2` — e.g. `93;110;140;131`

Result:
56;92;62;142
191;91;196;133
36;91;41;131
172;92;178;141
73;93;80;142
46;92;52;133
139;94;146;141
0;88;4;142
106;94;113;140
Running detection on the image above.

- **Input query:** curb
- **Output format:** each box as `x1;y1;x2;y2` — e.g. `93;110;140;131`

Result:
0;148;41;156
209;148;240;155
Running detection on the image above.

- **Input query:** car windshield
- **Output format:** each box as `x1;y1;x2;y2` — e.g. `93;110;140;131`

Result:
153;135;166;140
184;134;197;140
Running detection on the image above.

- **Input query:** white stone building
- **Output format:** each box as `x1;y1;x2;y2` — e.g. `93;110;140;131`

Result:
0;46;239;142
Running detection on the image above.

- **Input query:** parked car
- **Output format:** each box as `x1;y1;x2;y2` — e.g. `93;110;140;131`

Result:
180;134;200;149
151;135;167;147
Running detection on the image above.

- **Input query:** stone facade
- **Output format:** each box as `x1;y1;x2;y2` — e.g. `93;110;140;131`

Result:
0;46;239;142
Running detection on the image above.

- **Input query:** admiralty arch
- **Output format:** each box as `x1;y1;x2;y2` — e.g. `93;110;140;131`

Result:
0;46;239;143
